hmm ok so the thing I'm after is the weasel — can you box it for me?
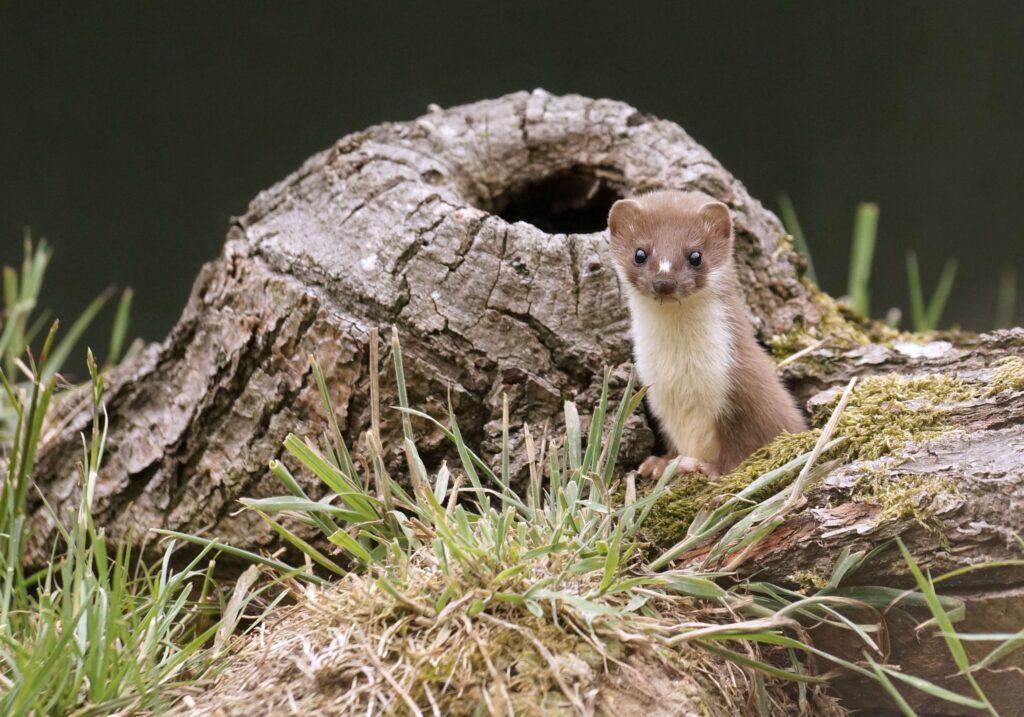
[608,190,807,479]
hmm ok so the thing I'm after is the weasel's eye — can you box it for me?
[688,251,702,267]
[634,248,648,265]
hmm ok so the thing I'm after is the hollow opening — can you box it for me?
[486,165,624,234]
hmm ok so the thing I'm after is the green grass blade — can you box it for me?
[255,511,346,576]
[848,202,879,317]
[971,628,1024,672]
[328,528,373,565]
[564,400,582,471]
[105,287,133,367]
[151,530,327,585]
[865,656,920,717]
[599,372,642,486]
[777,192,817,284]
[697,641,826,684]
[581,370,610,474]
[924,258,958,331]
[390,326,414,443]
[874,662,987,710]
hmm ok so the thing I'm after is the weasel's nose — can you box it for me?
[653,278,677,296]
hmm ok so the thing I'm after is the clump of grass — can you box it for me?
[906,250,958,332]
[0,343,252,714]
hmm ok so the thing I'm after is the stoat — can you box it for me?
[608,190,807,478]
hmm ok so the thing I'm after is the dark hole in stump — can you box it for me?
[488,165,623,234]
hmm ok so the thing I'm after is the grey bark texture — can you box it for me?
[29,90,1024,714]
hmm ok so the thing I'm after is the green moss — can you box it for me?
[769,278,897,359]
[852,468,960,543]
[987,356,1024,396]
[818,374,976,462]
[646,372,977,546]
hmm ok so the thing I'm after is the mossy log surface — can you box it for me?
[29,91,1024,715]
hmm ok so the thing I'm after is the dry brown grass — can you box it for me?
[171,566,846,717]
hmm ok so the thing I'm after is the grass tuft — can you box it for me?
[906,251,958,332]
[0,243,266,715]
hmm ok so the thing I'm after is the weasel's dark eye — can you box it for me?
[634,248,648,265]
[688,251,702,267]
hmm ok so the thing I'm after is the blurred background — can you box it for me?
[3,1,1023,354]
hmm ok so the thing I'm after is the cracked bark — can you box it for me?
[29,90,1024,715]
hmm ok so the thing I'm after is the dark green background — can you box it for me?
[3,2,1023,354]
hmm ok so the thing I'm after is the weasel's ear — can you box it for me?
[699,201,733,249]
[608,199,643,237]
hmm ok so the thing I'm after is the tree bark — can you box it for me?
[767,330,1024,716]
[29,90,1024,714]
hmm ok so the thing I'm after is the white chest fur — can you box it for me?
[628,289,734,464]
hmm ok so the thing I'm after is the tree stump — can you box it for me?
[30,90,1024,714]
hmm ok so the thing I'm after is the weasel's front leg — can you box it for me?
[638,454,719,479]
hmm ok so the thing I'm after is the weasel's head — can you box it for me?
[608,191,733,303]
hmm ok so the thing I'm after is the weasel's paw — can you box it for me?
[672,456,720,478]
[638,455,674,480]
[638,455,719,480]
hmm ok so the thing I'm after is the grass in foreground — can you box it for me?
[0,242,275,716]
[170,328,1019,715]
[0,343,273,716]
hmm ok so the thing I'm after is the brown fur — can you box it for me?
[608,192,732,302]
[715,289,807,472]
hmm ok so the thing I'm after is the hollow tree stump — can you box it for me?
[29,90,1024,714]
